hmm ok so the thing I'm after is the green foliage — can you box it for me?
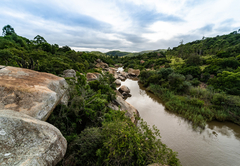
[185,54,203,66]
[176,66,202,79]
[208,71,240,95]
[2,25,15,36]
[190,78,201,86]
[168,73,191,93]
[48,72,180,166]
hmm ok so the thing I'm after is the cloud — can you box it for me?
[0,0,240,52]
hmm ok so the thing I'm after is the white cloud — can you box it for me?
[0,0,240,52]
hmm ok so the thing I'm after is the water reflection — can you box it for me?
[120,78,240,166]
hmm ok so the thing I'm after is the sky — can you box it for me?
[0,0,240,52]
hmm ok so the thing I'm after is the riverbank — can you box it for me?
[120,78,240,166]
[138,69,240,129]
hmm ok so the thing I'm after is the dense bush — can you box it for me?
[48,72,180,166]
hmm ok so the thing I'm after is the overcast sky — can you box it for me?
[0,0,240,52]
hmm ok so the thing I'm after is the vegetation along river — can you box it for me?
[117,70,240,166]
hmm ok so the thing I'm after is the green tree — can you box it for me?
[2,25,16,36]
[33,35,47,44]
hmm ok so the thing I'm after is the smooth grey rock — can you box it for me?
[0,66,69,121]
[118,85,130,94]
[114,79,121,85]
[0,109,67,166]
[0,65,5,70]
[63,69,76,78]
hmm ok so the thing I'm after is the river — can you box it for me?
[118,76,240,166]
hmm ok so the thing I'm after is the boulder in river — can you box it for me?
[0,66,68,121]
[0,109,67,166]
[128,68,140,77]
[114,79,121,85]
[118,85,130,94]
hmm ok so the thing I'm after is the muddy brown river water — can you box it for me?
[118,76,240,166]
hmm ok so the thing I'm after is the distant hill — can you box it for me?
[105,50,132,57]
[105,49,167,57]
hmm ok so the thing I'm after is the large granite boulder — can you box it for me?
[0,66,68,121]
[118,85,130,94]
[128,68,140,77]
[95,61,109,69]
[0,109,67,166]
[108,96,139,124]
[86,73,98,81]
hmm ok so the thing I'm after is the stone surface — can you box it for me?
[0,109,67,166]
[140,60,145,64]
[128,68,140,76]
[86,73,98,81]
[95,61,109,69]
[108,96,139,123]
[120,71,128,78]
[93,72,102,79]
[0,65,6,69]
[118,85,130,94]
[63,69,76,78]
[0,66,68,121]
[96,59,101,63]
[118,76,126,81]
[114,79,121,85]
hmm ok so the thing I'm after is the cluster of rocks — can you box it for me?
[108,89,138,124]
[0,66,68,165]
[94,60,139,124]
[118,85,131,98]
[0,59,140,165]
[95,59,109,69]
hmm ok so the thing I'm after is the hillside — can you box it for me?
[116,30,240,128]
[0,25,180,166]
[105,49,167,58]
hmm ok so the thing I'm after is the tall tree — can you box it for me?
[33,35,47,44]
[2,25,16,36]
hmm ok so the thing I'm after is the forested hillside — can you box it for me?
[0,25,116,75]
[0,25,180,166]
[117,30,240,128]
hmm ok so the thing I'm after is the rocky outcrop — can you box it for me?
[0,66,68,121]
[86,73,98,81]
[108,96,139,124]
[140,60,145,64]
[120,71,128,78]
[118,85,130,94]
[95,59,109,69]
[0,109,67,166]
[63,69,76,78]
[128,68,140,77]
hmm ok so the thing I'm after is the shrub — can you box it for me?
[190,78,201,86]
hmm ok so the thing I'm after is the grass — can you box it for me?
[148,84,240,129]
